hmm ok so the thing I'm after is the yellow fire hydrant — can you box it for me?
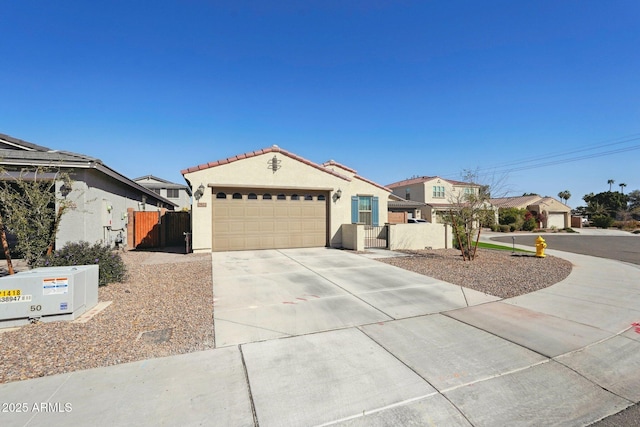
[535,236,547,258]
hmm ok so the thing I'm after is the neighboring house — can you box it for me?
[181,145,391,252]
[387,176,485,223]
[387,194,427,223]
[0,132,177,250]
[489,195,572,229]
[134,175,192,211]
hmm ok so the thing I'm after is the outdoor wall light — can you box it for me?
[60,183,71,198]
[194,183,205,201]
[336,189,342,199]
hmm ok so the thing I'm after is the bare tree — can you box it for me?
[446,169,507,261]
[0,166,75,268]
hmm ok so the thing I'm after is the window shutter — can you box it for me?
[372,196,379,226]
[351,196,359,223]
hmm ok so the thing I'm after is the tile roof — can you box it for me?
[489,195,542,208]
[322,160,357,174]
[387,175,476,188]
[181,145,392,193]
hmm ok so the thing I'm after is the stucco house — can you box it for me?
[387,175,485,223]
[489,195,572,229]
[0,132,177,251]
[181,145,392,252]
[134,175,192,211]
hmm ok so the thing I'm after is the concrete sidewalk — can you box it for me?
[1,247,639,426]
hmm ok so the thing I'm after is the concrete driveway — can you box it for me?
[212,247,499,347]
[2,246,640,426]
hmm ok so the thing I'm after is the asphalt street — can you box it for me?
[490,233,640,265]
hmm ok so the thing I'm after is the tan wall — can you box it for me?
[184,152,389,252]
[340,224,365,251]
[388,223,451,250]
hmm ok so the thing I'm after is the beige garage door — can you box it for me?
[212,189,328,251]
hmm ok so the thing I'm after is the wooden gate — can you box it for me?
[162,211,191,246]
[134,211,161,248]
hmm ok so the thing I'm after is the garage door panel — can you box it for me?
[245,206,261,216]
[213,189,328,251]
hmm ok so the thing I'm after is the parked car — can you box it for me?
[408,218,428,223]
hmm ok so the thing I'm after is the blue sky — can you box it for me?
[1,0,639,208]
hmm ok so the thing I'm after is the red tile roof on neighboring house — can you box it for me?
[181,146,392,193]
[387,175,476,188]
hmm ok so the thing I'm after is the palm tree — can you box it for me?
[608,179,615,191]
[557,190,571,204]
[619,183,627,194]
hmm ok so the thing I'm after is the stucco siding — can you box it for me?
[184,152,389,252]
[57,170,154,249]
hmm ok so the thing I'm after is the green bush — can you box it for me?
[500,224,511,232]
[592,215,615,229]
[37,241,127,286]
[522,217,537,231]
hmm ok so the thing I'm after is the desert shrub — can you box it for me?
[37,241,127,286]
[522,217,537,231]
[500,224,511,232]
[499,208,527,227]
[592,215,615,229]
[509,224,518,232]
[613,220,640,230]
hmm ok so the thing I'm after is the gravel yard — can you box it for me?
[0,250,214,384]
[0,247,572,385]
[377,248,573,299]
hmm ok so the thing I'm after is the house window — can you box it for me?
[304,195,313,201]
[167,188,179,198]
[351,195,379,226]
[359,196,372,224]
[277,194,286,200]
[291,194,299,200]
[152,188,161,195]
[263,193,272,200]
[248,193,257,200]
[216,192,227,199]
[433,186,445,198]
[232,193,242,199]
[318,195,326,201]
[405,188,410,200]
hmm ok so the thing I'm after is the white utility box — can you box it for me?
[0,265,99,328]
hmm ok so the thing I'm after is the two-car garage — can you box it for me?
[211,188,329,251]
[182,145,391,253]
